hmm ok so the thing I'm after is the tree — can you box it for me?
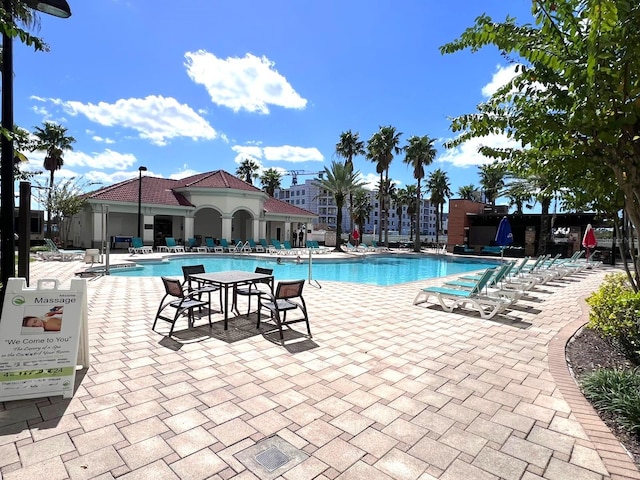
[32,122,75,239]
[315,161,365,252]
[367,125,402,246]
[426,168,451,247]
[440,1,640,287]
[457,184,480,201]
[501,178,533,215]
[393,185,418,240]
[335,130,365,240]
[260,168,282,196]
[404,135,437,251]
[478,164,505,206]
[38,178,89,246]
[236,158,260,184]
[351,189,373,237]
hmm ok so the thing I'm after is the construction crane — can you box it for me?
[284,170,324,185]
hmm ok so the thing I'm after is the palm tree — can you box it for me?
[404,135,437,252]
[260,168,282,196]
[351,189,372,237]
[32,121,75,239]
[315,161,365,252]
[426,168,451,247]
[393,186,417,240]
[236,158,260,184]
[366,125,402,246]
[501,178,534,215]
[478,164,505,206]
[457,184,480,201]
[335,130,365,240]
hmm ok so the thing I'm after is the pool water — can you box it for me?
[110,254,499,286]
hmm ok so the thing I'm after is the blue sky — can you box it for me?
[15,0,531,199]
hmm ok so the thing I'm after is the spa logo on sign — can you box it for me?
[11,296,25,306]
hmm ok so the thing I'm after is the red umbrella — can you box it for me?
[582,224,597,261]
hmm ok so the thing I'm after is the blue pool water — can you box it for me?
[110,254,499,286]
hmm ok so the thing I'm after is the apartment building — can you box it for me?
[275,179,438,237]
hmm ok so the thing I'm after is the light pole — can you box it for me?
[137,166,147,238]
[0,0,71,307]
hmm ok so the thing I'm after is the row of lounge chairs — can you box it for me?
[413,251,597,319]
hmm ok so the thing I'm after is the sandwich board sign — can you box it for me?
[0,278,89,402]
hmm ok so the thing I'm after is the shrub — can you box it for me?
[586,273,640,360]
[582,368,640,434]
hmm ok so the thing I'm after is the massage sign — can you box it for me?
[0,278,88,402]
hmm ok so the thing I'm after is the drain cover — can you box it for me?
[255,446,291,472]
[235,435,308,479]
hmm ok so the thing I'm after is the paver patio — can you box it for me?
[0,252,638,479]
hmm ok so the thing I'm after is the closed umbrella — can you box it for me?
[495,216,513,261]
[582,224,597,261]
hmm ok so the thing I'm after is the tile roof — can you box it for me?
[88,177,193,207]
[86,170,315,217]
[264,196,315,217]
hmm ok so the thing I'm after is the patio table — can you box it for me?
[189,270,274,330]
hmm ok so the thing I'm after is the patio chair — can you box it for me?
[413,267,513,320]
[233,267,273,316]
[165,237,185,253]
[181,264,222,313]
[153,277,211,336]
[128,237,153,254]
[257,279,311,344]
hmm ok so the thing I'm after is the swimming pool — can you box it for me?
[109,254,499,286]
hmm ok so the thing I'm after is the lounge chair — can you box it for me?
[413,267,513,319]
[219,238,233,252]
[259,238,275,254]
[311,240,331,253]
[248,239,265,253]
[371,240,390,252]
[446,262,522,302]
[40,239,84,261]
[165,237,185,253]
[283,240,302,255]
[128,237,153,254]
[271,239,286,254]
[358,242,376,252]
[205,237,223,253]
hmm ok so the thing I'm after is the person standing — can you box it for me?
[291,230,297,247]
[298,230,304,247]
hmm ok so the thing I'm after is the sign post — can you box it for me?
[0,278,89,401]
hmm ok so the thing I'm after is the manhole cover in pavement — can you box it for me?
[235,435,308,479]
[255,446,290,472]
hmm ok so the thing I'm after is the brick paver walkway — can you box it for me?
[0,253,638,479]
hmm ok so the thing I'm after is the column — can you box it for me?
[222,216,232,240]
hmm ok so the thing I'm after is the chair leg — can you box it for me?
[274,311,285,344]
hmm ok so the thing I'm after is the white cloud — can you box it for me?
[439,134,521,167]
[63,149,138,170]
[263,146,323,163]
[53,95,217,146]
[232,145,265,166]
[482,64,519,97]
[170,165,200,180]
[92,135,115,144]
[184,51,307,114]
[358,172,381,191]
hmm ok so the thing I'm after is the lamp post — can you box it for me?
[137,166,147,238]
[0,0,71,307]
